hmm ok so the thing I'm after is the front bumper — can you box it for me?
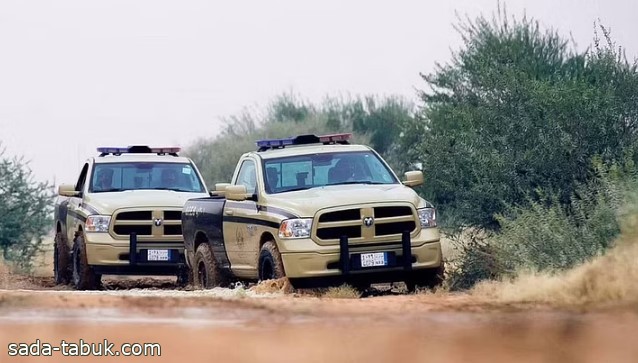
[84,232,185,274]
[279,227,442,279]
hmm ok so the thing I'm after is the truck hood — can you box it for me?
[83,190,209,214]
[264,184,429,218]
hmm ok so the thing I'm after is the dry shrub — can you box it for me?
[320,284,361,299]
[250,278,294,294]
[473,214,638,305]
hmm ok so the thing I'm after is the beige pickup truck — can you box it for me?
[182,134,443,290]
[53,146,209,289]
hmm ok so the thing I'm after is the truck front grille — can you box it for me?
[112,209,183,240]
[113,225,153,236]
[315,204,417,244]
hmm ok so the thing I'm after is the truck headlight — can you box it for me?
[417,208,437,228]
[279,218,312,238]
[86,215,111,232]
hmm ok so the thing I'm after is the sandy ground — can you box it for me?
[1,243,637,363]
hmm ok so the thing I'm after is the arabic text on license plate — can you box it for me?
[147,249,170,261]
[360,252,387,267]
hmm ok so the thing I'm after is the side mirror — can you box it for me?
[226,185,248,201]
[211,183,231,197]
[58,184,80,197]
[402,171,424,187]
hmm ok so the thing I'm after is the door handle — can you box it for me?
[225,210,234,216]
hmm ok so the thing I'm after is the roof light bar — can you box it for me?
[255,133,353,151]
[256,137,296,149]
[318,133,352,143]
[97,147,129,154]
[150,147,181,154]
[97,146,181,156]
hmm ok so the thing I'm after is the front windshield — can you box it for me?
[263,151,399,194]
[90,162,205,193]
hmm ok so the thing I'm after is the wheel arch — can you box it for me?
[259,231,276,250]
[194,231,209,252]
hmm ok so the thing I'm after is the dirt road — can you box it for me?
[1,276,637,363]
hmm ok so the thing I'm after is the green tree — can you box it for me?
[0,147,54,270]
[323,96,414,160]
[404,11,638,230]
[186,94,411,187]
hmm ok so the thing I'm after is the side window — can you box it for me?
[75,163,89,193]
[234,160,257,194]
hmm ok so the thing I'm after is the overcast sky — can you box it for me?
[1,0,636,184]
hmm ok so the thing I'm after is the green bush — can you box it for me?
[446,162,635,290]
[402,9,638,230]
[0,148,54,270]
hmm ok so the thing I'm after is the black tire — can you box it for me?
[53,231,71,284]
[72,234,101,290]
[258,241,286,281]
[194,244,225,289]
[405,261,445,293]
[176,266,193,287]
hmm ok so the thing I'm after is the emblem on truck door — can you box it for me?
[363,217,374,227]
[154,218,163,227]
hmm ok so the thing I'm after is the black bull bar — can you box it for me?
[339,231,413,275]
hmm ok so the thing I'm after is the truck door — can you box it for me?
[223,159,260,277]
[67,163,89,242]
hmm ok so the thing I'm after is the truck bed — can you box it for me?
[182,195,230,269]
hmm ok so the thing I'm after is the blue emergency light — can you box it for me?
[97,146,181,156]
[255,137,296,149]
[256,133,352,151]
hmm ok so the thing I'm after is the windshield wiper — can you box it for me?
[94,188,126,193]
[152,187,191,192]
[331,181,388,186]
[280,185,321,193]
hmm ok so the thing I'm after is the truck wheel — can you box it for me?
[194,244,224,289]
[405,261,445,293]
[176,266,193,287]
[53,232,71,284]
[72,234,101,290]
[258,241,285,281]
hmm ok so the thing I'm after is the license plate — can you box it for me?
[360,252,387,267]
[147,249,170,261]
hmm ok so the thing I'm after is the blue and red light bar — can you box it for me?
[97,146,181,156]
[255,137,296,149]
[256,133,352,151]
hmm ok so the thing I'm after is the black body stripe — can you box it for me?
[257,206,298,219]
[226,201,298,220]
[82,203,100,215]
[68,210,87,222]
[223,216,279,229]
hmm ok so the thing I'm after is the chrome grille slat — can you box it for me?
[373,215,415,224]
[112,209,183,240]
[314,204,417,244]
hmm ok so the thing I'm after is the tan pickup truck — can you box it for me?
[53,146,209,289]
[182,134,443,290]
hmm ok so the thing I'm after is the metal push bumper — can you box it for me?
[338,231,414,275]
[85,232,186,275]
[280,229,442,281]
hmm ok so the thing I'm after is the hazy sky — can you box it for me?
[1,0,636,184]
